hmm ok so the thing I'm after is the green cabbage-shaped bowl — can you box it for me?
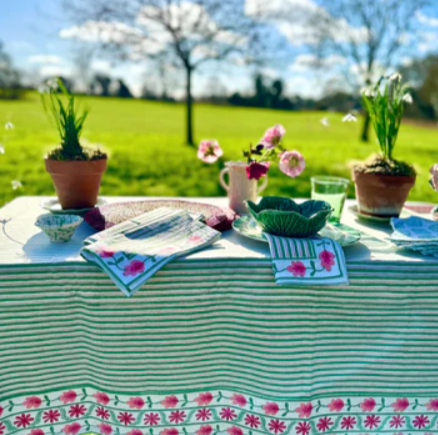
[246,196,332,238]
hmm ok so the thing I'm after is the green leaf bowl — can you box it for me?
[246,196,332,238]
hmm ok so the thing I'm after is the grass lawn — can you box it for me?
[1,92,437,206]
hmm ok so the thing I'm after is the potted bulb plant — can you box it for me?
[41,78,107,210]
[353,74,416,218]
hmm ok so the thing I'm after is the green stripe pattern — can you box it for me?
[2,259,438,401]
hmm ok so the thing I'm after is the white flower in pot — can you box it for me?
[353,73,416,218]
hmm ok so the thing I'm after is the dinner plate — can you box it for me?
[40,197,107,216]
[232,216,361,247]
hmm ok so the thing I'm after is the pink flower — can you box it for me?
[198,140,223,163]
[227,427,243,435]
[196,408,212,421]
[60,390,77,404]
[364,415,380,429]
[360,398,376,412]
[43,409,61,423]
[263,402,279,416]
[268,419,287,434]
[161,395,179,408]
[246,161,269,180]
[295,402,313,418]
[127,397,145,409]
[160,429,178,435]
[287,261,306,277]
[295,421,311,435]
[391,398,409,412]
[96,245,116,258]
[69,404,87,418]
[118,411,135,426]
[169,410,186,423]
[23,396,42,409]
[14,414,34,428]
[196,426,213,435]
[188,235,203,244]
[340,416,356,430]
[96,407,110,420]
[99,423,113,435]
[128,430,143,435]
[390,415,405,429]
[319,250,335,271]
[279,150,305,178]
[425,399,438,411]
[62,423,81,435]
[123,260,145,277]
[327,398,344,412]
[0,423,4,435]
[144,412,160,425]
[412,414,429,429]
[244,414,261,428]
[194,392,213,406]
[94,391,110,405]
[231,394,247,407]
[0,406,3,417]
[260,124,285,148]
[29,430,44,435]
[220,407,237,420]
[317,417,333,432]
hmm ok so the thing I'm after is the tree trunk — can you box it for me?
[186,67,194,146]
[361,112,371,142]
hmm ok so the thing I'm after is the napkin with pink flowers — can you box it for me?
[81,207,220,297]
[264,233,349,286]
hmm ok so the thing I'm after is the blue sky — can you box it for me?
[1,0,438,98]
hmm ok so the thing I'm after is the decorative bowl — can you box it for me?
[35,213,83,243]
[246,196,332,238]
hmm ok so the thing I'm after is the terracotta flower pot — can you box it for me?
[45,158,107,210]
[352,169,416,218]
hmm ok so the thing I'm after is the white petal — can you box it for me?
[403,93,413,104]
[342,113,357,122]
[389,72,402,81]
[5,122,14,130]
[11,180,22,190]
[0,144,4,154]
[320,117,330,127]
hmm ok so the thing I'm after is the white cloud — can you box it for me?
[418,31,438,53]
[416,11,438,27]
[91,59,112,73]
[60,21,144,44]
[28,55,63,65]
[39,65,72,78]
[245,0,367,46]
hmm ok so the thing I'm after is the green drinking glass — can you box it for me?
[311,176,350,222]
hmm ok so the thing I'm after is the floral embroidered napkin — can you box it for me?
[264,233,349,286]
[81,207,221,297]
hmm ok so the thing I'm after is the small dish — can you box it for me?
[40,197,107,216]
[349,204,413,223]
[35,213,83,243]
[233,216,361,247]
[246,196,332,238]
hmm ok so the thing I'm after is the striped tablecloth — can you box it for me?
[2,197,438,435]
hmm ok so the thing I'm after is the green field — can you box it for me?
[1,92,437,206]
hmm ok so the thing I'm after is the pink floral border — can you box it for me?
[2,389,438,435]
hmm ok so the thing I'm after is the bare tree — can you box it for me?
[310,0,430,141]
[62,0,262,145]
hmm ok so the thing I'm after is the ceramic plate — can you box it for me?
[348,204,412,223]
[232,216,361,247]
[41,197,107,216]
